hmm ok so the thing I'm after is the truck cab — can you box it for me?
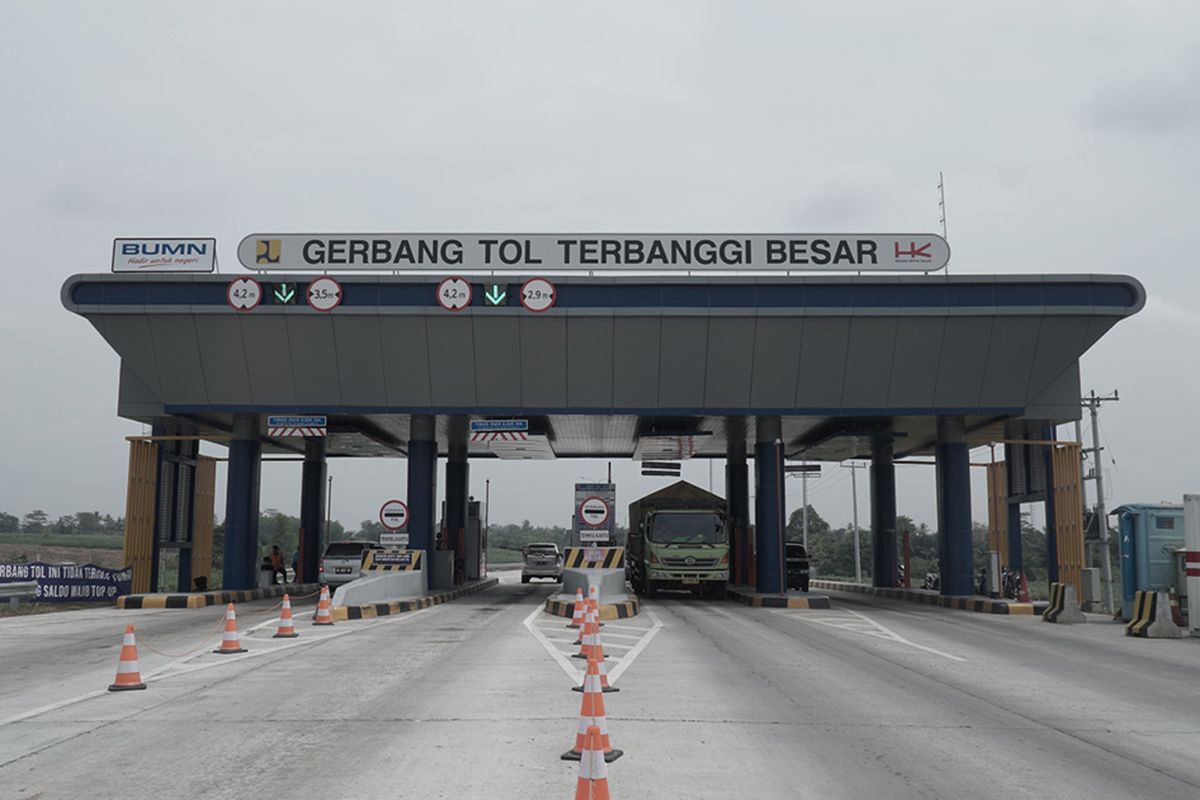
[627,481,729,598]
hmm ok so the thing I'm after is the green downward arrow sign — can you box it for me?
[484,284,507,305]
[274,283,295,303]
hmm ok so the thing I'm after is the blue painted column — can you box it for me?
[445,419,469,586]
[935,416,973,596]
[298,438,326,583]
[1004,443,1024,573]
[725,429,749,587]
[1042,425,1059,584]
[222,414,262,590]
[406,414,438,564]
[753,416,786,594]
[870,438,898,588]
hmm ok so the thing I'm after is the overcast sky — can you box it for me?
[1,2,1197,534]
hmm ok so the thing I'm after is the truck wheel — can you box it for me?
[521,575,530,584]
[800,575,809,593]
[644,584,657,599]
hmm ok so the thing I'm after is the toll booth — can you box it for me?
[437,499,487,587]
[465,500,486,581]
[1113,503,1185,620]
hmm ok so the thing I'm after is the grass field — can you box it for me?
[0,533,126,570]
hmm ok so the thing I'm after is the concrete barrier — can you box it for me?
[1125,590,1183,638]
[562,568,628,604]
[333,577,499,620]
[1042,582,1086,623]
[118,583,321,609]
[332,569,427,607]
[545,593,640,620]
[809,579,1044,615]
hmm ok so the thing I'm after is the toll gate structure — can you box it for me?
[62,271,1145,597]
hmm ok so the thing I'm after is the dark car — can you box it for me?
[785,542,810,592]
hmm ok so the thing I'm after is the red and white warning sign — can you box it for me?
[226,277,262,311]
[307,276,342,312]
[470,431,529,443]
[437,277,472,311]
[520,277,556,312]
[379,499,410,531]
[578,496,609,528]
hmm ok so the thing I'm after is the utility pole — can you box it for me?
[802,470,809,551]
[846,461,867,583]
[1082,390,1119,613]
[326,474,333,546]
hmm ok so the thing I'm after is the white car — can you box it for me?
[319,541,380,587]
[521,543,563,583]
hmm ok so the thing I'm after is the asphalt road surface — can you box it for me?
[2,576,1199,799]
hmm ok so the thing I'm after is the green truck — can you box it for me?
[626,481,729,598]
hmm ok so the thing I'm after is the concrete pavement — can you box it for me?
[1,577,1199,799]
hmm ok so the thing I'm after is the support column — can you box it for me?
[151,423,201,593]
[298,438,326,584]
[406,414,438,564]
[445,418,469,586]
[1007,501,1024,573]
[222,414,262,590]
[935,416,973,596]
[870,438,898,589]
[1042,425,1059,584]
[753,416,786,594]
[725,426,749,587]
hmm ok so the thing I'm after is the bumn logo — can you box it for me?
[256,239,281,264]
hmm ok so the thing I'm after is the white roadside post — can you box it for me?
[1185,494,1200,637]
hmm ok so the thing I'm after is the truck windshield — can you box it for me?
[648,513,726,545]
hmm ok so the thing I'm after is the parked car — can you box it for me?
[785,542,810,592]
[521,542,564,583]
[320,540,380,587]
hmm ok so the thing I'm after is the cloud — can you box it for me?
[1145,294,1200,330]
[790,164,894,228]
[1083,58,1200,133]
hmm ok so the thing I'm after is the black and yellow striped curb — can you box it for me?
[725,586,833,609]
[333,577,499,620]
[544,594,641,620]
[118,583,321,609]
[811,579,1047,615]
[1125,589,1157,636]
[563,548,625,569]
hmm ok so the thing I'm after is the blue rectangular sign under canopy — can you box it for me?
[469,419,529,432]
[267,415,327,427]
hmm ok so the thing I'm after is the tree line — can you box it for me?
[0,510,124,536]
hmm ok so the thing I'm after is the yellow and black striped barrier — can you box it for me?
[725,586,833,609]
[545,594,641,620]
[1125,590,1157,636]
[333,576,498,620]
[563,547,624,569]
[117,583,321,609]
[1042,582,1066,621]
[362,549,422,572]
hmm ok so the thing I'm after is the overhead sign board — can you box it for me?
[307,276,342,312]
[469,419,529,433]
[573,482,616,547]
[237,233,950,272]
[379,499,409,531]
[267,415,327,437]
[226,277,262,311]
[113,238,217,273]
[520,277,557,312]
[437,276,472,311]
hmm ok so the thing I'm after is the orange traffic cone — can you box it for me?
[588,585,605,626]
[572,606,597,659]
[313,585,334,626]
[562,650,623,763]
[1018,572,1031,604]
[567,588,586,628]
[213,603,247,654]
[573,725,612,800]
[273,594,299,638]
[574,621,617,693]
[108,624,147,691]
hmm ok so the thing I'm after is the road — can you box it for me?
[2,577,1199,799]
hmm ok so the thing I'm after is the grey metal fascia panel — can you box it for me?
[612,317,661,409]
[94,314,164,399]
[332,316,388,407]
[933,317,993,409]
[841,317,900,409]
[472,316,523,408]
[145,315,209,406]
[284,315,342,408]
[658,316,709,410]
[704,317,755,410]
[795,317,851,408]
[1024,316,1093,403]
[979,316,1042,409]
[117,359,165,419]
[887,317,945,409]
[193,315,253,406]
[379,316,433,407]
[566,316,615,410]
[519,315,568,408]
[240,315,297,407]
[426,317,477,408]
[1022,362,1082,422]
[750,317,804,409]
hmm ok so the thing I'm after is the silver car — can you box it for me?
[521,542,563,583]
[320,540,380,587]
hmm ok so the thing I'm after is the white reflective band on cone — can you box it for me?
[123,634,136,646]
[117,661,140,673]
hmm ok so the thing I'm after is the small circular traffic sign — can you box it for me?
[579,496,609,528]
[379,499,410,531]
[307,276,342,312]
[226,277,262,311]
[437,277,472,311]
[520,277,556,312]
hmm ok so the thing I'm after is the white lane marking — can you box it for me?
[523,605,584,683]
[0,605,442,728]
[605,609,663,684]
[781,608,967,662]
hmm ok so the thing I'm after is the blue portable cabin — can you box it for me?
[1112,503,1185,620]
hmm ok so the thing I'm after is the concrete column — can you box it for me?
[1003,443,1024,573]
[725,428,750,587]
[870,438,898,589]
[935,416,973,596]
[1042,425,1059,584]
[222,414,262,590]
[406,414,438,561]
[445,418,469,585]
[298,438,326,584]
[753,416,786,594]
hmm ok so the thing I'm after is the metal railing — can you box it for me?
[0,581,39,607]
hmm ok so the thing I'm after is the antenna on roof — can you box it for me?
[937,171,949,276]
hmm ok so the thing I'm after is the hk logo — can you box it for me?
[894,241,932,260]
[256,239,281,264]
